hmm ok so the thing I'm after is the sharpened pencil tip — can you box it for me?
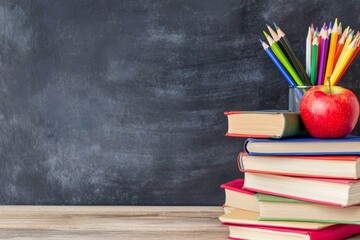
[259,39,263,44]
[263,31,269,38]
[315,26,319,32]
[322,22,326,28]
[266,24,273,32]
[329,21,332,29]
[273,22,279,30]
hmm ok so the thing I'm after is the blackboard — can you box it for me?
[0,0,359,205]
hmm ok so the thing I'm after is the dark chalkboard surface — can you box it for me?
[0,0,359,205]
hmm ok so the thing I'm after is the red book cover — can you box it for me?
[221,179,254,195]
[225,223,360,240]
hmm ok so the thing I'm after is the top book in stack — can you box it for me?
[225,111,307,139]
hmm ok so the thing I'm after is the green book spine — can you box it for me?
[281,112,308,138]
[256,193,305,203]
[257,194,360,225]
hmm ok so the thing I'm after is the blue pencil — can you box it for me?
[260,39,303,99]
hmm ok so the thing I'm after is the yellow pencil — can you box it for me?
[324,18,339,85]
[330,37,358,85]
[333,30,354,75]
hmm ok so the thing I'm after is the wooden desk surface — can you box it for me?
[0,206,358,239]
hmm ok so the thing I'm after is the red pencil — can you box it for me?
[333,28,348,67]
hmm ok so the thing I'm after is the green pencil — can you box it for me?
[263,31,304,86]
[310,36,318,85]
[266,24,291,60]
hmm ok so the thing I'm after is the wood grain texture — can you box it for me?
[0,206,359,239]
[0,206,227,239]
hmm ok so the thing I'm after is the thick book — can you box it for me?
[225,223,360,240]
[243,172,360,207]
[238,152,360,179]
[257,193,360,224]
[244,136,360,156]
[225,111,306,139]
[221,179,259,212]
[219,208,333,231]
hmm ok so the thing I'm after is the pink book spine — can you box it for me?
[309,224,360,240]
[226,224,360,240]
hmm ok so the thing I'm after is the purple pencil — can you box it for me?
[317,28,329,85]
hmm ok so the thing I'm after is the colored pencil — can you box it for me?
[342,26,350,39]
[275,25,310,85]
[318,23,326,43]
[260,39,298,89]
[267,24,289,59]
[330,37,358,85]
[263,31,304,86]
[336,40,360,84]
[328,21,332,37]
[338,22,342,37]
[306,27,312,77]
[333,27,348,67]
[310,35,318,85]
[324,19,339,85]
[317,23,326,69]
[334,30,354,75]
[310,23,314,38]
[317,28,329,85]
[327,21,332,55]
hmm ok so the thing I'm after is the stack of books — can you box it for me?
[219,111,360,240]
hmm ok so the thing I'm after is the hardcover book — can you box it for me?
[238,152,360,179]
[221,179,259,212]
[244,136,360,156]
[219,208,333,230]
[225,111,306,139]
[257,193,360,224]
[243,172,360,207]
[226,223,360,240]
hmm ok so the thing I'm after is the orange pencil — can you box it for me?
[333,27,348,67]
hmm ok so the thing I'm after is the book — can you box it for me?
[226,223,360,240]
[238,152,360,179]
[244,136,360,156]
[219,208,334,231]
[257,193,360,224]
[225,111,306,139]
[243,172,360,207]
[221,179,259,212]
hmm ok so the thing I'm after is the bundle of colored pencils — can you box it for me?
[261,18,360,87]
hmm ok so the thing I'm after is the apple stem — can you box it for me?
[327,77,331,94]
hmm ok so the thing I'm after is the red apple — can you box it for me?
[299,85,360,138]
